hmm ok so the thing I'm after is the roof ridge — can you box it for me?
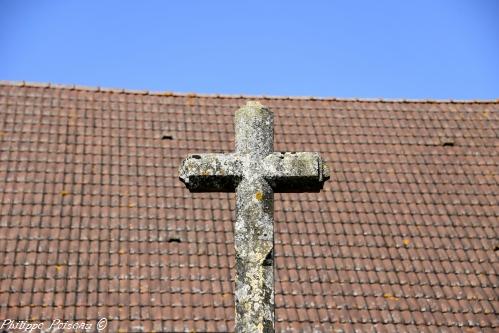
[1,80,498,104]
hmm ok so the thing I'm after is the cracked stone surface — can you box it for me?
[179,101,329,333]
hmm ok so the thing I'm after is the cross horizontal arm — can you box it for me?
[262,152,330,192]
[179,153,242,192]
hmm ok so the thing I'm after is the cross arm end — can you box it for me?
[262,152,330,192]
[179,153,242,192]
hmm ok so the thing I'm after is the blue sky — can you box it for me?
[1,1,498,99]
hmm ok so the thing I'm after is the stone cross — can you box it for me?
[179,101,329,333]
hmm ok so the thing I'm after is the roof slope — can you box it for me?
[0,82,497,332]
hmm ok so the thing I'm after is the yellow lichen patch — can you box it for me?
[255,191,264,201]
[402,239,411,247]
[60,190,69,197]
[128,203,135,208]
[55,265,63,272]
[383,293,399,301]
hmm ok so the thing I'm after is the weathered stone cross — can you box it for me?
[179,101,329,333]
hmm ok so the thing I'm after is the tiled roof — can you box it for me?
[0,81,497,333]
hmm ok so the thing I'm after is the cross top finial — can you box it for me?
[235,101,273,159]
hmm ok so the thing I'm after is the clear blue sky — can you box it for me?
[1,1,498,99]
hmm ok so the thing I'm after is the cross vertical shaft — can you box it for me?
[234,103,274,332]
[179,101,329,333]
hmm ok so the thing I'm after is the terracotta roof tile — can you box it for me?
[0,81,497,332]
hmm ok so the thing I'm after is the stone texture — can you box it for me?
[233,103,275,333]
[262,152,330,192]
[179,153,242,192]
[179,101,329,333]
